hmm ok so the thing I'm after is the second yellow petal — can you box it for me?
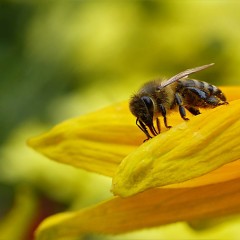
[112,99,240,197]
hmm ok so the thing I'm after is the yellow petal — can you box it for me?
[222,86,240,101]
[169,159,240,188]
[28,87,240,177]
[35,177,240,239]
[28,102,142,177]
[112,99,240,197]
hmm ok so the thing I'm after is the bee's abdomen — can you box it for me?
[178,79,227,107]
[180,79,225,97]
[180,79,219,94]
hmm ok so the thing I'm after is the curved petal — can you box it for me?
[28,102,141,177]
[112,99,240,197]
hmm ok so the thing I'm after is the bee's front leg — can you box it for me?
[156,117,161,134]
[136,119,153,142]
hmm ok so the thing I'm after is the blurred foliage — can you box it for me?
[1,0,240,142]
[0,1,240,239]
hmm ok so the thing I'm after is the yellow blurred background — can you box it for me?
[0,1,240,239]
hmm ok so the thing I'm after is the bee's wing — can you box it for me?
[159,63,214,89]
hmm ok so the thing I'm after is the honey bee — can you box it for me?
[129,63,228,141]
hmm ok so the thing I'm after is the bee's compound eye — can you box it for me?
[141,96,153,110]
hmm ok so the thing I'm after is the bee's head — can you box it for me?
[129,95,154,127]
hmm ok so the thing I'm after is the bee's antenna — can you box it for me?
[159,63,214,89]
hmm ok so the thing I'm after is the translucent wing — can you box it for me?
[159,63,214,89]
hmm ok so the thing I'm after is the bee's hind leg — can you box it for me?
[185,106,201,115]
[205,95,228,107]
[175,93,189,121]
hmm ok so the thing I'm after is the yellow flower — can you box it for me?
[28,87,240,240]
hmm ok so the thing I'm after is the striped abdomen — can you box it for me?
[177,79,227,108]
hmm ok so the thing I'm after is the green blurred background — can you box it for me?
[0,1,240,239]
